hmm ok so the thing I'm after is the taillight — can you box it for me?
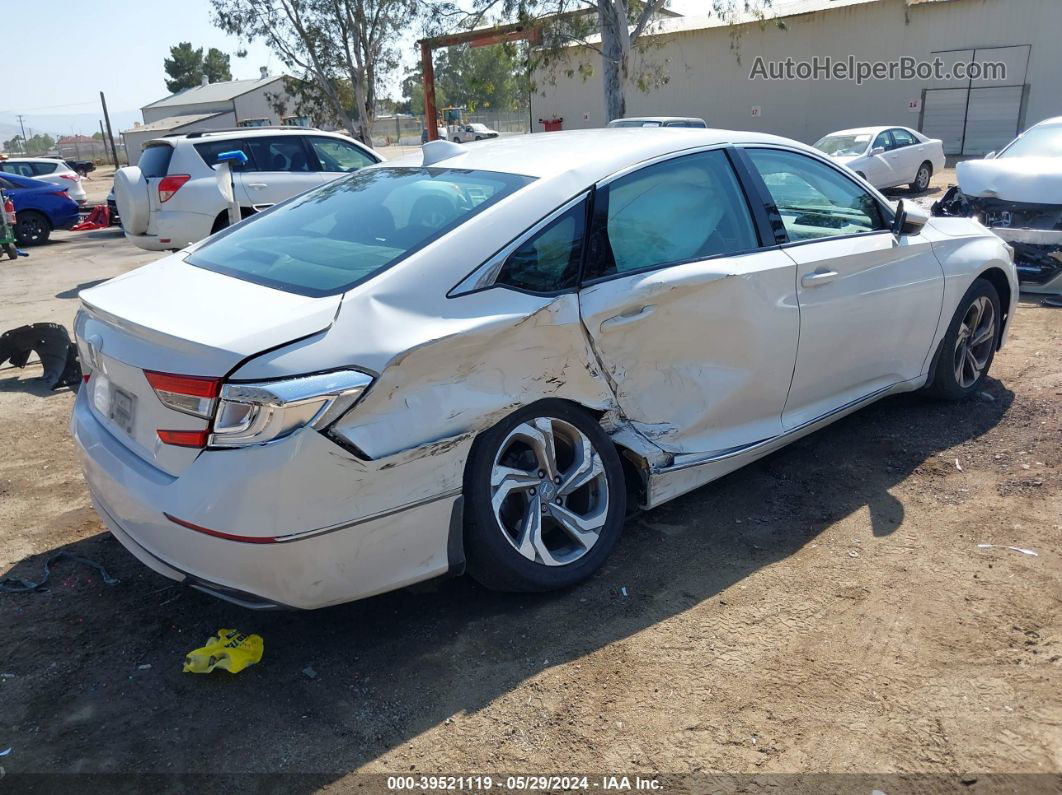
[157,429,210,448]
[145,370,221,418]
[157,174,191,203]
[59,174,79,182]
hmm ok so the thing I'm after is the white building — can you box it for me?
[122,70,294,161]
[531,0,1062,155]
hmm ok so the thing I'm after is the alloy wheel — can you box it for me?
[489,417,609,567]
[17,215,46,244]
[953,295,995,388]
[916,166,930,191]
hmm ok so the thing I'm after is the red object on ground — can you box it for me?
[539,117,564,132]
[71,204,110,231]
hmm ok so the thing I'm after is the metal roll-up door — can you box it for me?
[922,89,969,155]
[963,86,1025,155]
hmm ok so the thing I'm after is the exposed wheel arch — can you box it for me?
[977,267,1012,347]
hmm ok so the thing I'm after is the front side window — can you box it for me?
[186,167,534,296]
[496,200,586,293]
[890,128,917,147]
[0,162,34,178]
[746,148,887,242]
[308,137,376,173]
[586,149,759,279]
[873,131,893,151]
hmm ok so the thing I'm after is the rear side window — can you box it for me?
[195,139,255,169]
[138,145,174,178]
[308,137,376,173]
[31,162,58,175]
[496,199,586,293]
[586,149,759,279]
[0,162,34,178]
[890,128,916,147]
[746,148,887,242]
[246,136,313,172]
[186,167,534,296]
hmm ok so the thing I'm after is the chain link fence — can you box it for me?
[370,110,531,147]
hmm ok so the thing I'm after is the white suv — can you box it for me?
[0,157,88,205]
[113,128,380,251]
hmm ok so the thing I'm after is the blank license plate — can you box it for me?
[109,385,137,436]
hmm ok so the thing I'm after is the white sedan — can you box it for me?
[0,157,88,204]
[73,129,1016,609]
[814,126,945,192]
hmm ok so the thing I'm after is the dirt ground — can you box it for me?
[0,191,1059,787]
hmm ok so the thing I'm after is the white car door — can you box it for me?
[239,136,322,209]
[577,148,799,456]
[862,130,899,187]
[743,147,944,429]
[886,128,924,184]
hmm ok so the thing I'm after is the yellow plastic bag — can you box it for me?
[183,629,264,674]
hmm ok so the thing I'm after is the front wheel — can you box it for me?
[464,401,626,592]
[925,278,1000,400]
[15,211,51,245]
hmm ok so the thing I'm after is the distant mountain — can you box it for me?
[0,109,142,144]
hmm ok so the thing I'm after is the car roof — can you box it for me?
[146,127,358,148]
[384,128,810,182]
[612,116,704,122]
[825,126,913,137]
[1,156,67,163]
[1030,115,1062,129]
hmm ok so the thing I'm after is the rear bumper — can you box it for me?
[71,389,460,609]
[125,209,215,251]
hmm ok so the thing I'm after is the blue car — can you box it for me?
[0,171,80,245]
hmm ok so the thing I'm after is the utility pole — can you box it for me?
[99,120,108,161]
[99,91,120,169]
[16,114,28,152]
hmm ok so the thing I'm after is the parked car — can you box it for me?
[814,126,945,193]
[65,159,96,178]
[106,189,121,226]
[933,115,1062,294]
[450,123,498,143]
[607,117,708,128]
[73,129,1017,610]
[421,126,448,143]
[0,157,88,205]
[112,128,381,252]
[0,172,80,244]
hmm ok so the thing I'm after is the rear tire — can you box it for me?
[925,278,1000,400]
[911,161,932,193]
[464,400,626,592]
[15,211,51,245]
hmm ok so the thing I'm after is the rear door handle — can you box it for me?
[599,305,655,331]
[801,270,839,288]
[247,182,268,189]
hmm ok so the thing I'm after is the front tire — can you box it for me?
[925,278,1000,400]
[911,161,932,193]
[464,401,626,592]
[15,211,51,245]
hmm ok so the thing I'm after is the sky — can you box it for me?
[0,0,731,140]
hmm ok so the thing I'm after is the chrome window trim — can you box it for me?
[448,190,591,296]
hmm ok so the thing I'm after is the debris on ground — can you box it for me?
[0,747,11,756]
[0,323,82,389]
[302,665,318,680]
[0,551,118,593]
[183,629,264,674]
[70,205,110,231]
[977,544,1039,557]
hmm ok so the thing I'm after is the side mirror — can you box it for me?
[892,200,928,235]
[984,151,997,160]
[870,146,886,156]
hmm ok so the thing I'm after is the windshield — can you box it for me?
[814,134,871,157]
[470,124,489,131]
[185,167,533,296]
[999,125,1062,158]
[609,120,663,128]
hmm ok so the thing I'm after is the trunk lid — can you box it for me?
[76,254,340,475]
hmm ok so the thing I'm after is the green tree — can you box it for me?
[204,47,234,82]
[164,41,206,92]
[444,1,777,122]
[211,0,419,146]
[24,134,56,154]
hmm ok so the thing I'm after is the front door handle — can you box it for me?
[247,182,268,189]
[599,305,655,331]
[801,269,839,288]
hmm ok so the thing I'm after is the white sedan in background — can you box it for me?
[74,130,1015,609]
[0,157,88,204]
[814,126,945,192]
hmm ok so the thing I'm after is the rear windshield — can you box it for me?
[139,145,174,178]
[185,167,534,296]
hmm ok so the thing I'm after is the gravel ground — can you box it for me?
[0,198,1058,787]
